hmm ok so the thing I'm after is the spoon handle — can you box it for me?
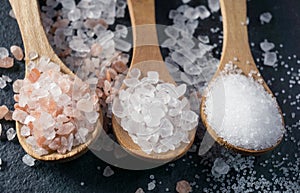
[220,0,255,69]
[9,0,73,75]
[127,0,163,65]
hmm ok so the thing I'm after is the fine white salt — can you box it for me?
[204,66,284,150]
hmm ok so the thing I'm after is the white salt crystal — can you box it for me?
[183,7,200,20]
[128,68,141,79]
[135,188,145,193]
[6,128,16,141]
[212,158,230,177]
[61,0,76,10]
[196,5,211,20]
[204,70,284,150]
[0,124,2,136]
[22,154,36,167]
[68,8,81,21]
[264,52,277,67]
[148,181,156,191]
[0,47,9,59]
[114,38,131,52]
[197,35,210,44]
[182,0,191,3]
[260,40,275,52]
[260,12,272,24]
[208,0,220,13]
[164,26,180,39]
[177,36,195,49]
[103,166,114,177]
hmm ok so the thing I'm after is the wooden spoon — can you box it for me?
[9,0,102,161]
[112,0,196,161]
[200,0,284,155]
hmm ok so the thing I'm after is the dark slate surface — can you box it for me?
[0,0,299,193]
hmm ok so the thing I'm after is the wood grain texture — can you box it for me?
[112,0,196,161]
[9,0,103,161]
[200,0,284,155]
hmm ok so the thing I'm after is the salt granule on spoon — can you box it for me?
[113,68,198,154]
[204,64,285,150]
[12,55,100,155]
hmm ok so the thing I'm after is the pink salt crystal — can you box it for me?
[0,105,9,119]
[28,68,41,83]
[13,79,23,93]
[176,180,192,193]
[90,43,103,57]
[56,122,75,135]
[4,111,13,121]
[12,109,28,124]
[112,61,128,73]
[10,45,24,61]
[49,138,60,150]
[0,57,14,68]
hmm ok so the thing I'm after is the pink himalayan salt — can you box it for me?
[176,180,192,193]
[111,61,128,73]
[12,56,99,155]
[10,45,24,61]
[0,105,9,119]
[0,57,14,68]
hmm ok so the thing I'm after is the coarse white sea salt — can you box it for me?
[112,68,198,154]
[204,66,284,150]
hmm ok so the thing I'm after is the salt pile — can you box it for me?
[40,0,130,116]
[12,55,99,155]
[112,68,198,154]
[204,64,285,150]
[22,154,36,167]
[163,3,219,106]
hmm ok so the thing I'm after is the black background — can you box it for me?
[0,0,299,192]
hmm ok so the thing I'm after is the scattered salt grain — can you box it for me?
[204,65,284,150]
[148,181,156,191]
[211,158,230,177]
[6,128,16,141]
[0,105,9,119]
[22,154,36,167]
[103,166,114,177]
[176,180,192,193]
[196,6,211,20]
[10,45,24,61]
[182,0,191,4]
[208,0,220,13]
[0,47,9,59]
[0,57,14,68]
[260,40,275,52]
[0,123,2,136]
[28,51,38,60]
[135,188,145,193]
[9,9,15,19]
[260,12,272,24]
[264,52,277,67]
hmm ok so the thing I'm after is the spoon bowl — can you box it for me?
[200,0,284,155]
[112,0,196,161]
[10,0,102,161]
